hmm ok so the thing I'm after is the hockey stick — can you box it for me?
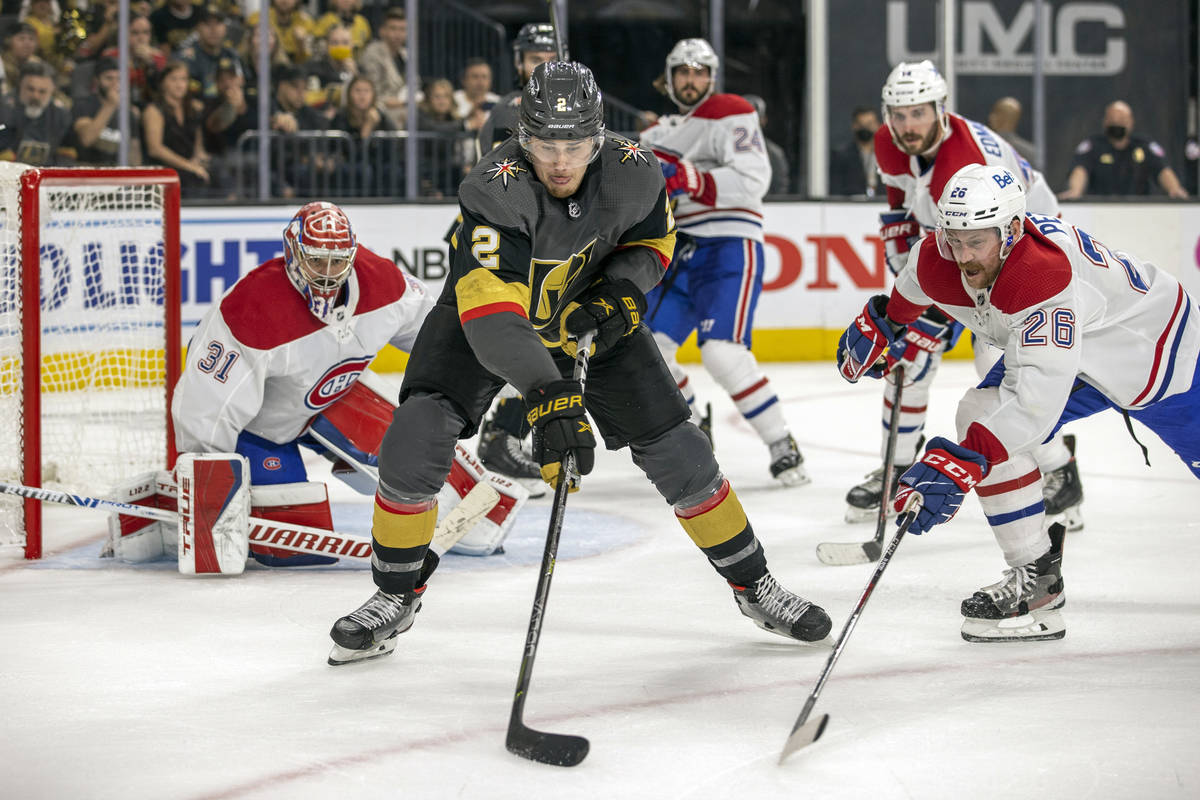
[506,331,593,767]
[0,480,499,563]
[816,365,906,566]
[545,0,569,61]
[779,494,921,764]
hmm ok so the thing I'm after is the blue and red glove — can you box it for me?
[885,314,949,384]
[892,437,989,534]
[652,148,715,205]
[837,294,899,383]
[880,210,921,276]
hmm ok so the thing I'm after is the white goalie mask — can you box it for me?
[935,164,1027,263]
[282,202,357,321]
[665,37,719,110]
[881,59,949,151]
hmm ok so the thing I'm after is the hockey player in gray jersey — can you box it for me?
[328,61,831,665]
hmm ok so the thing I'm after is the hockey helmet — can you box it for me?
[518,61,605,167]
[282,202,357,320]
[935,164,1027,261]
[512,22,557,82]
[665,37,719,110]
[881,60,949,149]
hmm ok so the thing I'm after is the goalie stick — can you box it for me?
[505,332,592,768]
[0,480,499,564]
[779,494,920,764]
[816,365,906,566]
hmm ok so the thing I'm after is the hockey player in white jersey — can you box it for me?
[111,202,525,568]
[838,163,1200,642]
[849,59,1084,530]
[640,37,807,486]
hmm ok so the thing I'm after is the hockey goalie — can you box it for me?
[105,202,528,572]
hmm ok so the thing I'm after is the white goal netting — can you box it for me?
[0,163,178,555]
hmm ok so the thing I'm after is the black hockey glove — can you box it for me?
[564,278,647,355]
[524,379,596,491]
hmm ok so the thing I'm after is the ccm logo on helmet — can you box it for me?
[304,357,373,410]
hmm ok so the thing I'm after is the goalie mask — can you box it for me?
[935,164,1027,264]
[282,202,357,320]
[518,61,605,168]
[665,37,718,111]
[881,59,949,152]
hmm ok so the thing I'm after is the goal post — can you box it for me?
[0,165,181,559]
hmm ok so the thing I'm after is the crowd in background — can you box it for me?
[0,0,1191,202]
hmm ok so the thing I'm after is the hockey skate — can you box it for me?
[730,572,832,642]
[843,464,908,523]
[477,419,546,498]
[960,524,1066,643]
[328,586,425,665]
[768,434,810,487]
[1042,434,1083,532]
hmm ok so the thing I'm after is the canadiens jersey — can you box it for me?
[875,112,1060,228]
[449,133,675,390]
[172,247,433,453]
[889,216,1200,466]
[639,93,770,241]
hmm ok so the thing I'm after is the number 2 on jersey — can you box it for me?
[471,226,500,269]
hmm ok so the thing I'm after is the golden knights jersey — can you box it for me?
[448,133,675,352]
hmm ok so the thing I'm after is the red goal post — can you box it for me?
[0,165,181,559]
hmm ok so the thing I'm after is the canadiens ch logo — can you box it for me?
[304,356,373,410]
[612,138,650,165]
[263,457,282,471]
[528,239,597,329]
[485,158,527,188]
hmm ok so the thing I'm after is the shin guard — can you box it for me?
[675,479,766,585]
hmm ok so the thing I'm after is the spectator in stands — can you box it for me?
[331,74,391,140]
[248,0,315,65]
[270,63,326,132]
[306,23,358,109]
[2,21,41,95]
[0,61,74,165]
[238,20,289,87]
[329,75,391,196]
[178,5,242,102]
[74,0,119,61]
[360,7,412,129]
[72,56,141,166]
[142,60,210,197]
[269,62,333,198]
[150,0,200,54]
[1061,100,1187,199]
[313,0,370,56]
[101,13,163,108]
[743,93,790,195]
[453,58,498,121]
[417,76,479,196]
[829,105,881,197]
[987,96,1037,167]
[19,0,59,61]
[202,59,255,197]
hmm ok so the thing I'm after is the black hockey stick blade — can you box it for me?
[506,721,590,767]
[778,712,829,764]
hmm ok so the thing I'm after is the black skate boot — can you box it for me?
[730,572,832,642]
[960,524,1066,642]
[328,585,425,665]
[1042,434,1083,532]
[768,434,810,487]
[477,417,545,497]
[844,464,907,523]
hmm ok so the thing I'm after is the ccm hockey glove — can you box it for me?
[564,278,647,355]
[879,210,921,276]
[525,379,596,491]
[837,294,899,383]
[892,437,989,534]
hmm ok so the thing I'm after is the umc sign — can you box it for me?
[887,1,1127,75]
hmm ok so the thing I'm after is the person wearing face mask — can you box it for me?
[0,60,74,165]
[306,23,360,107]
[1061,101,1187,199]
[830,105,882,197]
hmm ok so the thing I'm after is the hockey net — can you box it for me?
[0,164,180,559]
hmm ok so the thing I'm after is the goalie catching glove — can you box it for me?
[892,437,989,534]
[525,379,595,491]
[563,278,646,355]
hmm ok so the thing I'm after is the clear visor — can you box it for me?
[298,245,355,293]
[935,226,1001,261]
[520,132,604,168]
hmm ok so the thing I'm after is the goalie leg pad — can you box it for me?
[249,481,339,567]
[105,471,178,563]
[176,453,251,575]
[438,443,528,556]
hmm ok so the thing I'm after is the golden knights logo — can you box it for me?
[612,138,651,165]
[485,158,527,188]
[528,239,596,329]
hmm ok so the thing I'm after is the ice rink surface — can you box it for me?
[3,362,1198,800]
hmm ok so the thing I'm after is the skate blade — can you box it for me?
[327,630,400,666]
[961,609,1065,643]
[774,466,811,488]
